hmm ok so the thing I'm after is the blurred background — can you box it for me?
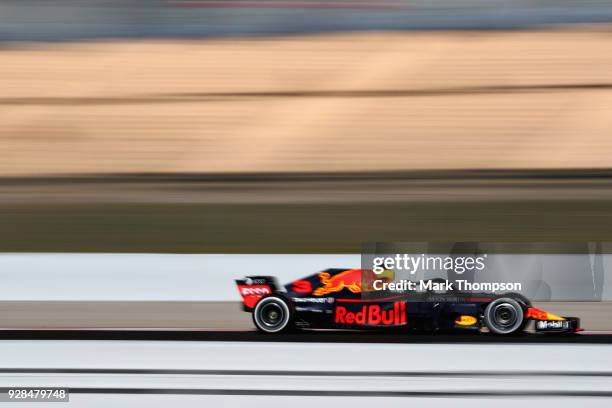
[3,8,612,406]
[3,6,612,402]
[2,0,612,253]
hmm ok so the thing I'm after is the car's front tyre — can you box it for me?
[483,297,525,335]
[253,296,292,333]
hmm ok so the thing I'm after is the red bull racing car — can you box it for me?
[236,268,581,335]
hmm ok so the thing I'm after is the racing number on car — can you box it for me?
[292,280,312,293]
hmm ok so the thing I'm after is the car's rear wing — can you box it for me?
[235,276,281,311]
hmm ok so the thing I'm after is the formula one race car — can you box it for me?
[236,268,581,335]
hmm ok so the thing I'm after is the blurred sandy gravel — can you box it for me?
[2,28,612,175]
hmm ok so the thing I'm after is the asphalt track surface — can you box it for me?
[1,330,612,344]
[1,339,611,407]
[2,300,611,330]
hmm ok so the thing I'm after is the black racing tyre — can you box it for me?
[500,292,531,309]
[484,297,525,335]
[253,296,292,333]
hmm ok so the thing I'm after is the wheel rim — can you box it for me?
[485,299,524,334]
[493,303,517,328]
[254,297,290,333]
[260,303,283,328]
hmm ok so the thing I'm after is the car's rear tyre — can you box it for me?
[484,297,525,335]
[253,296,292,333]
